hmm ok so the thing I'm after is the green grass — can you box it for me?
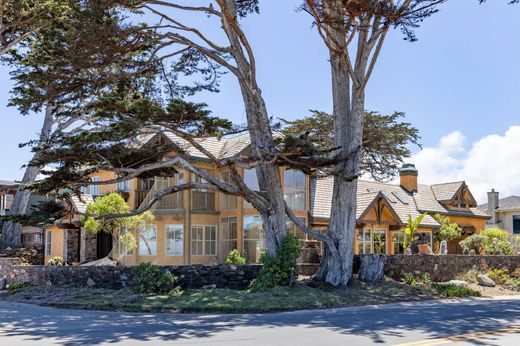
[1,278,441,314]
[431,283,481,298]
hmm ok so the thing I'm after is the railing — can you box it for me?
[135,190,183,210]
[192,190,216,211]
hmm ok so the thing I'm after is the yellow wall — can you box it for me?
[44,226,64,264]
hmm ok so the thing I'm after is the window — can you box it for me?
[117,179,130,192]
[220,171,237,210]
[243,216,265,263]
[82,176,100,196]
[393,231,406,254]
[220,217,238,260]
[141,178,155,191]
[357,229,372,254]
[191,225,217,256]
[139,224,157,256]
[373,229,387,254]
[166,224,183,256]
[284,170,306,210]
[357,228,388,254]
[513,215,520,235]
[117,227,133,256]
[45,230,52,256]
[243,169,259,209]
[285,217,307,241]
[192,175,216,210]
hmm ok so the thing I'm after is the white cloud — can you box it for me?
[409,126,520,204]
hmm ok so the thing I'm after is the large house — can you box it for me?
[479,190,520,235]
[43,132,490,265]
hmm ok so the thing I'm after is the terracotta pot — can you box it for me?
[418,244,430,254]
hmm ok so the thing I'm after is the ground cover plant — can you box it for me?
[0,277,440,313]
[402,272,481,298]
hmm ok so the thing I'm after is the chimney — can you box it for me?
[400,163,418,194]
[487,189,499,224]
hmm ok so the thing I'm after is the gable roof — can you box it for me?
[310,177,489,226]
[430,181,465,201]
[69,194,94,214]
[479,195,520,212]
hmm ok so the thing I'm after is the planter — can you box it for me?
[418,244,430,254]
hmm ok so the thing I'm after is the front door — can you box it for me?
[96,232,113,259]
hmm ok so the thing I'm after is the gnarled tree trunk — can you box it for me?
[359,254,387,283]
[1,105,54,249]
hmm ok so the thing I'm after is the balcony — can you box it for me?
[135,190,183,210]
[192,190,216,211]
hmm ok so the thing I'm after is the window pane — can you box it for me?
[139,225,157,256]
[243,216,265,263]
[393,231,405,254]
[166,225,183,256]
[284,170,306,210]
[373,230,386,254]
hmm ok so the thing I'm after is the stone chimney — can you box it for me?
[487,189,500,224]
[399,163,418,194]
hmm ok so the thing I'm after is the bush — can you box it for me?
[431,283,481,297]
[402,272,431,286]
[131,263,179,294]
[47,256,65,266]
[402,273,417,285]
[225,249,247,265]
[456,269,480,284]
[8,282,32,291]
[481,228,513,255]
[459,234,484,254]
[249,235,301,292]
[505,278,520,292]
[487,268,510,285]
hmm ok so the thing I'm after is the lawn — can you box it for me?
[1,277,443,314]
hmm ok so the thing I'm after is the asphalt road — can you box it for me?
[1,296,519,345]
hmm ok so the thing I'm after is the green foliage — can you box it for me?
[225,249,247,265]
[282,110,420,181]
[505,278,520,292]
[47,256,65,266]
[404,213,427,247]
[0,200,66,226]
[8,282,32,291]
[487,268,510,285]
[456,269,480,284]
[480,228,513,255]
[402,272,431,286]
[131,263,179,294]
[83,192,153,253]
[431,283,481,298]
[459,234,485,254]
[433,214,462,242]
[250,235,302,292]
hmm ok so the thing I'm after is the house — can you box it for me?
[478,190,520,235]
[0,180,50,248]
[43,132,490,265]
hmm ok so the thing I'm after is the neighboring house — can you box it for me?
[0,180,50,248]
[44,132,490,265]
[478,190,520,235]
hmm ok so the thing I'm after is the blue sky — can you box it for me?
[0,1,519,201]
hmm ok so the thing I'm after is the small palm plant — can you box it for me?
[404,213,427,248]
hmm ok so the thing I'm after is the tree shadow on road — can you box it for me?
[0,298,518,345]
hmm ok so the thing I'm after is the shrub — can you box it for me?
[431,283,481,297]
[47,256,65,266]
[419,272,431,284]
[456,269,480,284]
[459,234,484,254]
[434,214,462,242]
[487,268,510,285]
[512,268,520,278]
[131,263,179,294]
[249,235,301,292]
[505,278,520,292]
[402,273,417,285]
[8,282,32,291]
[481,228,513,255]
[225,249,247,265]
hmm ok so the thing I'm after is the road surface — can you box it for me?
[0,296,519,345]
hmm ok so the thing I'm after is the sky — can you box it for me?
[0,1,519,203]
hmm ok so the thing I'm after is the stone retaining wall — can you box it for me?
[0,258,261,289]
[384,255,520,282]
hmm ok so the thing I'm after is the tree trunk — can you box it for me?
[220,1,287,256]
[1,105,54,249]
[359,254,387,283]
[315,50,365,285]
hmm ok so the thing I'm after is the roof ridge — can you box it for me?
[429,181,465,186]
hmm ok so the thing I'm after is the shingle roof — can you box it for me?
[310,177,489,227]
[479,195,520,212]
[430,181,464,201]
[70,194,94,214]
